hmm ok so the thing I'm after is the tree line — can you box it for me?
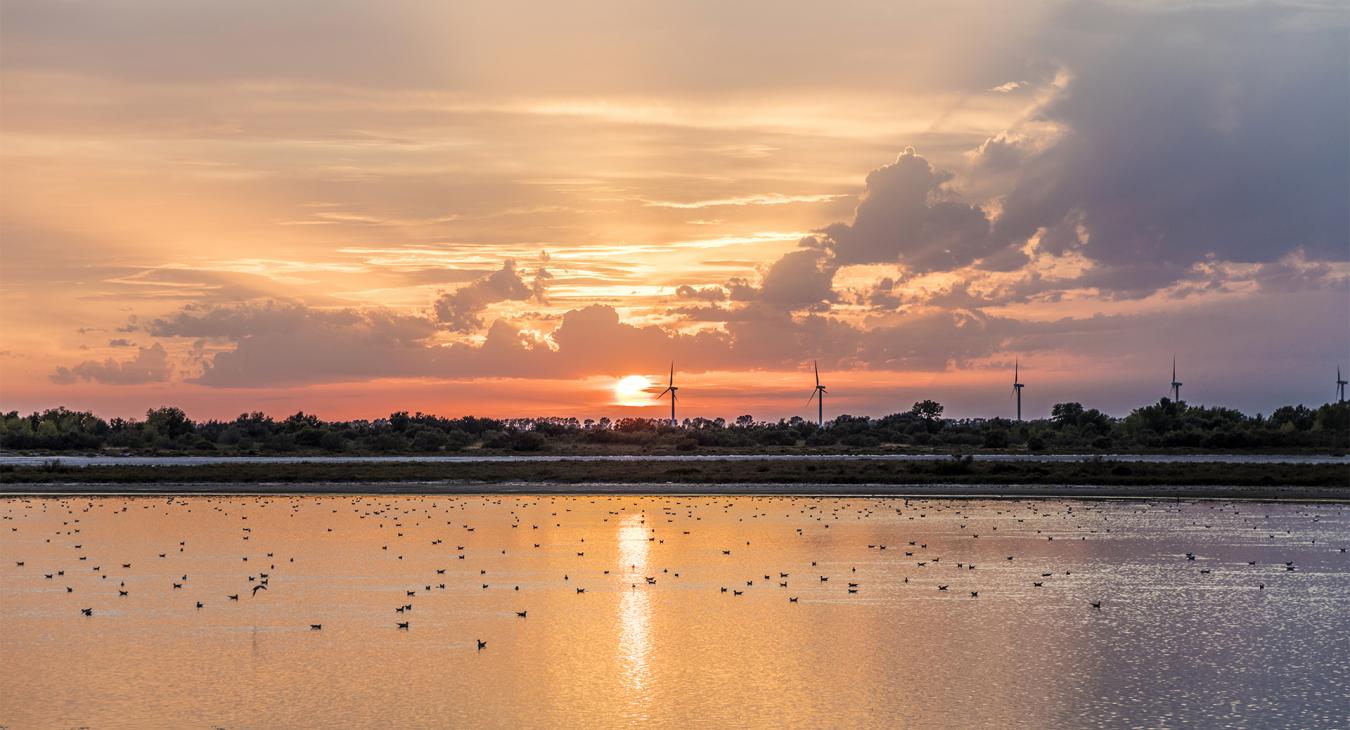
[1,398,1346,454]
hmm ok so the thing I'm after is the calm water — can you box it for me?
[3,452,1347,467]
[2,494,1347,728]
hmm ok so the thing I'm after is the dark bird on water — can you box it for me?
[477,639,487,650]
[311,624,322,630]
[516,611,527,618]
[252,583,267,596]
[228,594,239,601]
[81,608,92,616]
[397,621,409,629]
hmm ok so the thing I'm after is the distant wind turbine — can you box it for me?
[1337,366,1347,403]
[1012,359,1025,421]
[656,362,679,427]
[806,361,827,427]
[1170,356,1183,403]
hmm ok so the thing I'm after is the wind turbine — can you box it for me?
[1170,356,1183,403]
[806,361,827,427]
[1337,366,1347,403]
[656,362,679,427]
[1012,359,1025,421]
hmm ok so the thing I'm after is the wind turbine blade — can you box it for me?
[807,391,817,406]
[814,360,820,387]
[669,362,674,387]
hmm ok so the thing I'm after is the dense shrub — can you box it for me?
[2,399,1346,454]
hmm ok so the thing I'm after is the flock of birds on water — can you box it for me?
[3,494,1345,653]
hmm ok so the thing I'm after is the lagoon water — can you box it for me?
[2,494,1347,728]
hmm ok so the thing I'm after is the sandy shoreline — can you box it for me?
[4,480,1347,502]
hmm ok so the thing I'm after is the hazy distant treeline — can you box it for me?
[2,399,1347,454]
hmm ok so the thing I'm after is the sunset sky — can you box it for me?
[2,0,1347,422]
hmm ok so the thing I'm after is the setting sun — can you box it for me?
[613,375,653,407]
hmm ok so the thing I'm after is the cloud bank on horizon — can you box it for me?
[1,0,1347,419]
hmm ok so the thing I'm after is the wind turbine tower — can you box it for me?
[656,362,680,427]
[806,361,827,427]
[1170,357,1183,403]
[1012,359,1025,421]
[1337,366,1347,403]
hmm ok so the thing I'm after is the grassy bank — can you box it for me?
[2,457,1346,489]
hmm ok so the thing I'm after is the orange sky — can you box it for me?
[1,1,1346,421]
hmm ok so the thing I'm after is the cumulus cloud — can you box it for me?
[968,134,1028,173]
[135,296,1024,387]
[815,149,1004,273]
[675,284,727,302]
[754,248,838,310]
[50,343,172,385]
[433,259,546,333]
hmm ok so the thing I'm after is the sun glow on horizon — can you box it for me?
[613,375,653,407]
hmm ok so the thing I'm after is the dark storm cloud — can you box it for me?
[992,2,1350,294]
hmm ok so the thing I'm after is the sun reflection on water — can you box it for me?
[617,514,651,695]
